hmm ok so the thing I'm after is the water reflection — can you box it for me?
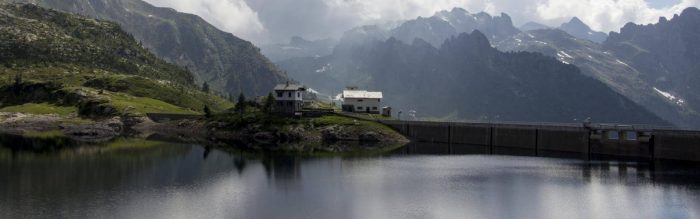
[0,136,699,218]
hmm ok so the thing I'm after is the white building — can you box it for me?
[341,87,383,114]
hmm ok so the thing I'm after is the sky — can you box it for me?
[143,0,700,45]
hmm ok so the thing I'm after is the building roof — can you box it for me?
[343,90,383,99]
[274,83,306,91]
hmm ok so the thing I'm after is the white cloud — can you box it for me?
[143,0,267,41]
[142,0,700,44]
[535,0,700,32]
[321,0,499,26]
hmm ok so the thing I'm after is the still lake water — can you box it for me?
[1,137,700,219]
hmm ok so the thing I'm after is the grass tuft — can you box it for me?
[23,130,65,138]
[0,103,77,116]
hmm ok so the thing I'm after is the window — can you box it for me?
[287,102,292,106]
[288,92,292,98]
[357,107,363,110]
[607,131,619,140]
[277,91,283,98]
[378,99,381,102]
[358,99,363,102]
[625,131,638,141]
[372,107,378,110]
[297,92,301,98]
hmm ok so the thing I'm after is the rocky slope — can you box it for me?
[2,0,288,96]
[495,29,700,128]
[605,7,700,120]
[0,3,232,117]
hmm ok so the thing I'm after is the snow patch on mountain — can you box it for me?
[315,64,332,73]
[559,51,574,59]
[654,87,686,106]
[616,59,631,68]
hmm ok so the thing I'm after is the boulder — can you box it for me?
[253,132,277,144]
[321,125,342,142]
[359,131,381,142]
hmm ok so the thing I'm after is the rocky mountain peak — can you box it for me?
[681,7,700,17]
[441,30,494,56]
[451,7,469,14]
[559,16,607,43]
[561,17,590,31]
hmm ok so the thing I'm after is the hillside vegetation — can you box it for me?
[1,0,288,96]
[0,4,232,117]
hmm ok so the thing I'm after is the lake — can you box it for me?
[1,137,700,219]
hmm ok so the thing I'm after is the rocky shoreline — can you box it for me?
[0,112,123,143]
[133,116,409,153]
[0,113,409,153]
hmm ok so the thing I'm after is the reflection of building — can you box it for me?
[274,82,306,115]
[261,155,302,189]
[341,87,383,114]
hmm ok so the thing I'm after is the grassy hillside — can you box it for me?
[0,4,233,116]
[0,0,288,96]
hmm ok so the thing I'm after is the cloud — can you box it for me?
[142,0,700,44]
[535,0,700,32]
[142,0,267,41]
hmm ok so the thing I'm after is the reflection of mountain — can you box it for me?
[280,31,666,124]
[0,139,194,204]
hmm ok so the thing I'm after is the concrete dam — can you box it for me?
[381,120,700,162]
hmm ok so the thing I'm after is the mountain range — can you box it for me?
[605,7,700,123]
[495,28,700,128]
[1,0,287,96]
[290,8,522,54]
[280,7,700,128]
[279,31,666,124]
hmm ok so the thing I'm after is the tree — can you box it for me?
[235,93,246,114]
[203,105,212,118]
[12,72,22,95]
[263,92,275,113]
[14,72,22,86]
[202,82,210,93]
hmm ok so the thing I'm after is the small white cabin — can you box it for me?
[341,87,383,114]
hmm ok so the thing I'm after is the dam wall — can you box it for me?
[382,120,699,162]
